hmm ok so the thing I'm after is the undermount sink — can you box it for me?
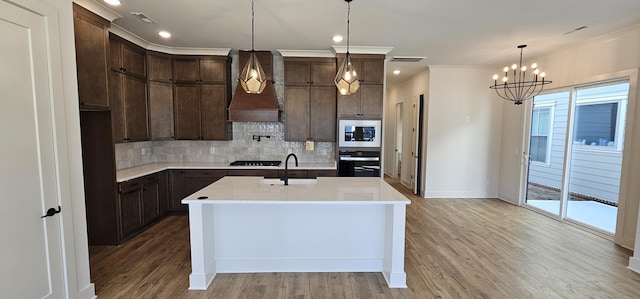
[260,178,318,186]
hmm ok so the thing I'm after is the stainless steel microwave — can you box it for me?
[338,119,381,148]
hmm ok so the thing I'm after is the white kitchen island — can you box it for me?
[182,176,410,290]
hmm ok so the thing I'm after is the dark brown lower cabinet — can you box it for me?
[168,170,186,212]
[168,169,226,212]
[308,169,337,178]
[118,187,142,239]
[117,173,161,241]
[278,170,308,178]
[185,170,227,196]
[227,169,279,178]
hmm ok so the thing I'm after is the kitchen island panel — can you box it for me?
[184,177,409,290]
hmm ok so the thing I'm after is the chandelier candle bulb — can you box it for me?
[489,45,552,105]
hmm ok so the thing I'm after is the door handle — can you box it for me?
[41,206,61,218]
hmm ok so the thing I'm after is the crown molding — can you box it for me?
[73,0,122,22]
[331,46,393,55]
[110,25,230,56]
[277,50,335,58]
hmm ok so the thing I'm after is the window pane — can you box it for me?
[530,136,547,162]
[574,103,617,146]
[537,109,550,135]
[531,107,550,136]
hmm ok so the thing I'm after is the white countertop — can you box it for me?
[116,162,337,182]
[182,176,411,205]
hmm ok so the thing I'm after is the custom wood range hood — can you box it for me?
[228,51,282,122]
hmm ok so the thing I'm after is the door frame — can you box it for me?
[519,72,639,244]
[3,0,95,297]
[393,102,403,179]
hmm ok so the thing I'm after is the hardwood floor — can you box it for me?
[90,179,640,298]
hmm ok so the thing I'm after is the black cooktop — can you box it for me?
[229,160,282,167]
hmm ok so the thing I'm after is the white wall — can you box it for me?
[425,66,503,198]
[498,24,640,249]
[386,66,503,198]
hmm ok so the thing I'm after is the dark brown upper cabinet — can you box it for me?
[109,34,146,79]
[336,54,385,85]
[336,54,385,119]
[337,84,383,119]
[110,71,149,142]
[147,52,173,82]
[73,3,110,110]
[284,58,336,86]
[284,58,337,142]
[147,52,174,140]
[108,34,148,143]
[174,83,231,140]
[173,56,228,84]
[173,55,231,141]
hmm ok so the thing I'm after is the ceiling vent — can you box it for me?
[130,12,156,24]
[389,56,426,63]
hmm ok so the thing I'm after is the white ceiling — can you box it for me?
[92,0,640,85]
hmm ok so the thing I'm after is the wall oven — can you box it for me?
[338,119,381,148]
[338,150,381,177]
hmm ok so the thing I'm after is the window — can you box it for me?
[530,106,551,163]
[574,102,618,147]
[573,82,628,150]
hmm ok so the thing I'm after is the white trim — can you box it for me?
[332,45,393,55]
[277,49,335,58]
[530,102,555,165]
[110,25,231,56]
[73,0,121,21]
[629,256,640,274]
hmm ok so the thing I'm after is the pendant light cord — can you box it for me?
[251,0,255,51]
[346,1,350,54]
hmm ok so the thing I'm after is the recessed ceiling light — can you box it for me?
[393,70,401,75]
[158,31,171,38]
[104,0,121,6]
[332,35,343,43]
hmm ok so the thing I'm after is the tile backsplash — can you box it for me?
[115,122,335,169]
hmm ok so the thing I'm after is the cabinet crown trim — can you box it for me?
[278,50,335,58]
[331,46,393,55]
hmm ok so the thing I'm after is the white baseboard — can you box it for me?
[629,256,640,274]
[77,283,95,299]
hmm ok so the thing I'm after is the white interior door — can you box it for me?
[0,1,65,297]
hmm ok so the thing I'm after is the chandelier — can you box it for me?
[239,0,267,94]
[335,0,360,96]
[490,45,552,105]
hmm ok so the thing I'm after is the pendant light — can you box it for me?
[335,0,360,96]
[239,0,267,94]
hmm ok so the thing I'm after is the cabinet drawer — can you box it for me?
[119,174,158,192]
[184,170,227,178]
[227,169,279,178]
[308,170,337,178]
[278,170,308,178]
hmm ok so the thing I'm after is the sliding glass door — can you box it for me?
[524,81,629,234]
[525,91,569,216]
[565,82,628,233]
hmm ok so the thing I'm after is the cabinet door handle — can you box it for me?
[41,206,61,218]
